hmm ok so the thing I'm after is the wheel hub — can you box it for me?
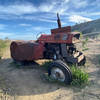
[51,67,65,82]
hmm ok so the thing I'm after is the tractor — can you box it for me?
[10,13,86,84]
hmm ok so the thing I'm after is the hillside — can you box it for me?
[72,18,100,34]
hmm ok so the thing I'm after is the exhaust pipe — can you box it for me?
[57,13,62,28]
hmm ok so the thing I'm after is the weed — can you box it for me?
[82,48,89,51]
[70,65,89,86]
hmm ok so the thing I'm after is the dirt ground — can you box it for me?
[0,39,100,100]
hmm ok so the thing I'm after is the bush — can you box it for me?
[71,65,89,86]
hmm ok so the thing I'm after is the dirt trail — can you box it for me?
[0,39,100,100]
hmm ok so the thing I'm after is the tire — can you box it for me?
[48,60,72,84]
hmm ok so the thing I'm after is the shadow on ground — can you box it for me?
[0,58,67,97]
[0,55,99,98]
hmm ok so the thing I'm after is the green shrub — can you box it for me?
[71,65,89,86]
[82,48,89,51]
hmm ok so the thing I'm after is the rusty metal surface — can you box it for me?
[10,41,44,61]
[51,26,71,34]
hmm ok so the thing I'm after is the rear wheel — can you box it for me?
[48,60,72,84]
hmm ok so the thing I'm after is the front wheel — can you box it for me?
[48,60,72,84]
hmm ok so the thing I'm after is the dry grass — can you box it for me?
[0,39,11,59]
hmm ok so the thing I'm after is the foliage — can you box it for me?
[71,65,89,86]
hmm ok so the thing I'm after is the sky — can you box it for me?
[0,0,100,40]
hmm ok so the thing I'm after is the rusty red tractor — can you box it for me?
[10,13,86,84]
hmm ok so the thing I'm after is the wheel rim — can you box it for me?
[51,67,65,82]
